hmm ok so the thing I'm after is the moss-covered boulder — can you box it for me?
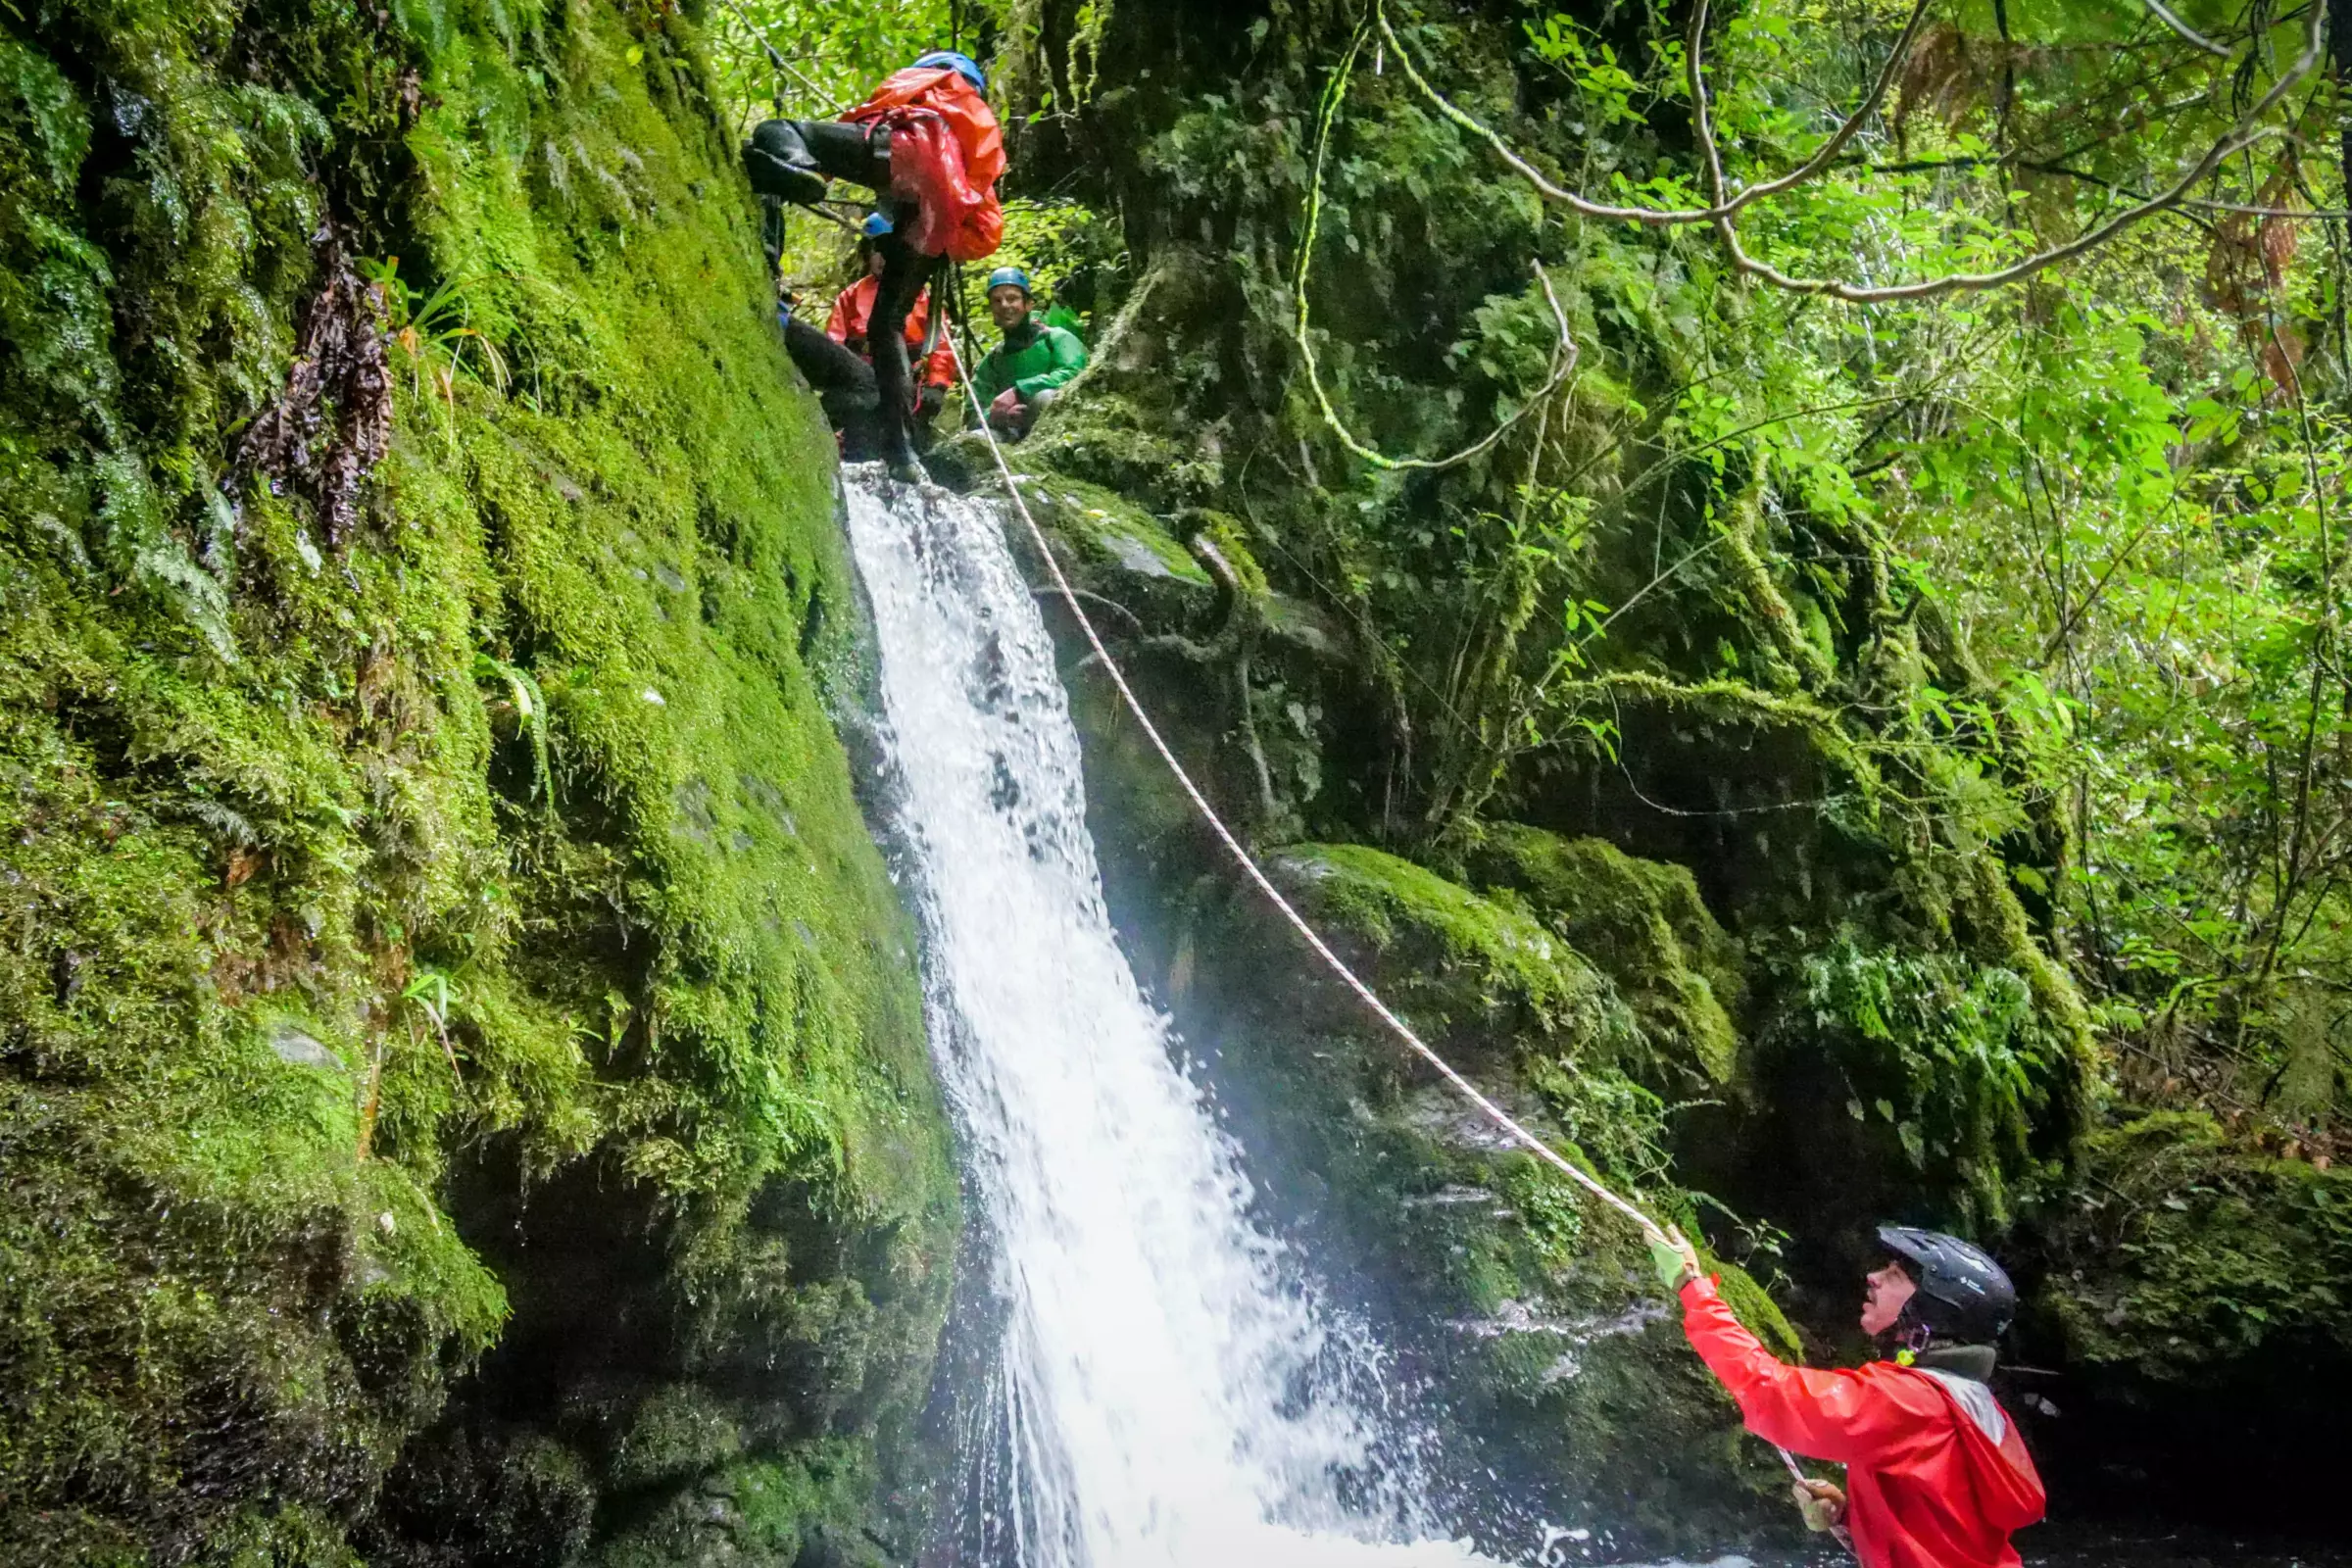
[0,0,955,1559]
[1442,822,1746,1091]
[2023,1112,2352,1521]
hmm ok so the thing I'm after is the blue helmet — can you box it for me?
[862,210,894,238]
[912,51,986,91]
[986,266,1033,297]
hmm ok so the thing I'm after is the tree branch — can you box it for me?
[1376,0,2326,304]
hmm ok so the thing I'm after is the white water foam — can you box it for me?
[843,468,1496,1568]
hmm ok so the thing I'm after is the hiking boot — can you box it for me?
[884,433,926,485]
[743,144,827,206]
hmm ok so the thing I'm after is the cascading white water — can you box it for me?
[844,468,1494,1568]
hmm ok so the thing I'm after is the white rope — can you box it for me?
[942,342,1662,1239]
[938,340,1844,1539]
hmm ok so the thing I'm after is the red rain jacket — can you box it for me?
[843,67,1004,263]
[1680,1277,2045,1568]
[824,275,954,389]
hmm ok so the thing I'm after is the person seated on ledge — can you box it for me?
[776,276,887,461]
[744,50,1003,479]
[1653,1223,2045,1568]
[827,212,952,434]
[969,267,1087,441]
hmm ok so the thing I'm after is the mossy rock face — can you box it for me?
[1249,843,1632,1067]
[2023,1112,2352,1519]
[0,0,955,1560]
[1145,842,1799,1550]
[1443,822,1745,1091]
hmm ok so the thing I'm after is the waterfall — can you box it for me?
[844,469,1493,1568]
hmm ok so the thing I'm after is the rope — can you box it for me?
[944,342,1662,1244]
[935,336,1847,1545]
[1293,24,1580,472]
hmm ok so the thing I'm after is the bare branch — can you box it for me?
[1374,0,1936,227]
[710,0,841,109]
[1377,0,2327,304]
[1296,28,1580,471]
[2140,0,2232,58]
[1684,0,2324,303]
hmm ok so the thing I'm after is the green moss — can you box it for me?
[1032,473,1213,585]
[1446,822,1744,1087]
[595,1441,884,1568]
[2046,1111,2352,1383]
[0,0,955,1558]
[1152,847,1796,1546]
[1793,935,2072,1227]
[1268,842,1635,1057]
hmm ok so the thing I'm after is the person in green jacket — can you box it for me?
[971,267,1086,440]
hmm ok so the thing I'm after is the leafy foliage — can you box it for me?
[1798,936,2065,1224]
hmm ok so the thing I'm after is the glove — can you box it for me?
[1792,1480,1846,1534]
[914,382,947,420]
[1648,1225,1700,1293]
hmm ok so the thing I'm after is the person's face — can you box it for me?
[1860,1260,1917,1337]
[865,245,887,278]
[989,284,1030,330]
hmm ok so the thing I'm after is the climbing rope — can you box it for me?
[936,339,1846,1540]
[944,341,1661,1242]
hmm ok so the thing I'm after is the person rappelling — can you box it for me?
[1653,1224,2046,1568]
[745,50,1004,480]
[970,267,1088,440]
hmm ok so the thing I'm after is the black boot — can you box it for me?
[883,429,925,485]
[744,142,827,205]
[744,120,830,205]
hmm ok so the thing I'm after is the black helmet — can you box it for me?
[1878,1225,2016,1345]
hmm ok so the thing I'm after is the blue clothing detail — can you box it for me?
[912,51,985,90]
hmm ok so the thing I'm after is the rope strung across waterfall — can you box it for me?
[939,337,1848,1535]
[942,344,1662,1243]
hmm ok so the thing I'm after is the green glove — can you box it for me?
[1649,1235,1696,1292]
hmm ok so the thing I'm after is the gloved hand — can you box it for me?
[914,382,947,421]
[1791,1479,1846,1534]
[1647,1225,1701,1293]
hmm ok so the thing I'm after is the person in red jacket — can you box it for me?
[745,51,1004,479]
[826,213,953,431]
[1653,1224,2045,1568]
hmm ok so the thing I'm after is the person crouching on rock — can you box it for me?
[970,267,1087,440]
[1653,1223,2045,1568]
[744,50,1004,480]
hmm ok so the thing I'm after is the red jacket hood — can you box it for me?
[1908,1367,2046,1533]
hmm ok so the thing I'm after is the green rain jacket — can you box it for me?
[971,318,1088,405]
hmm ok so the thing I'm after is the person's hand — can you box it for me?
[991,386,1021,417]
[914,383,946,420]
[1647,1225,1701,1293]
[1791,1479,1846,1534]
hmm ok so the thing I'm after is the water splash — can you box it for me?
[843,468,1494,1568]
